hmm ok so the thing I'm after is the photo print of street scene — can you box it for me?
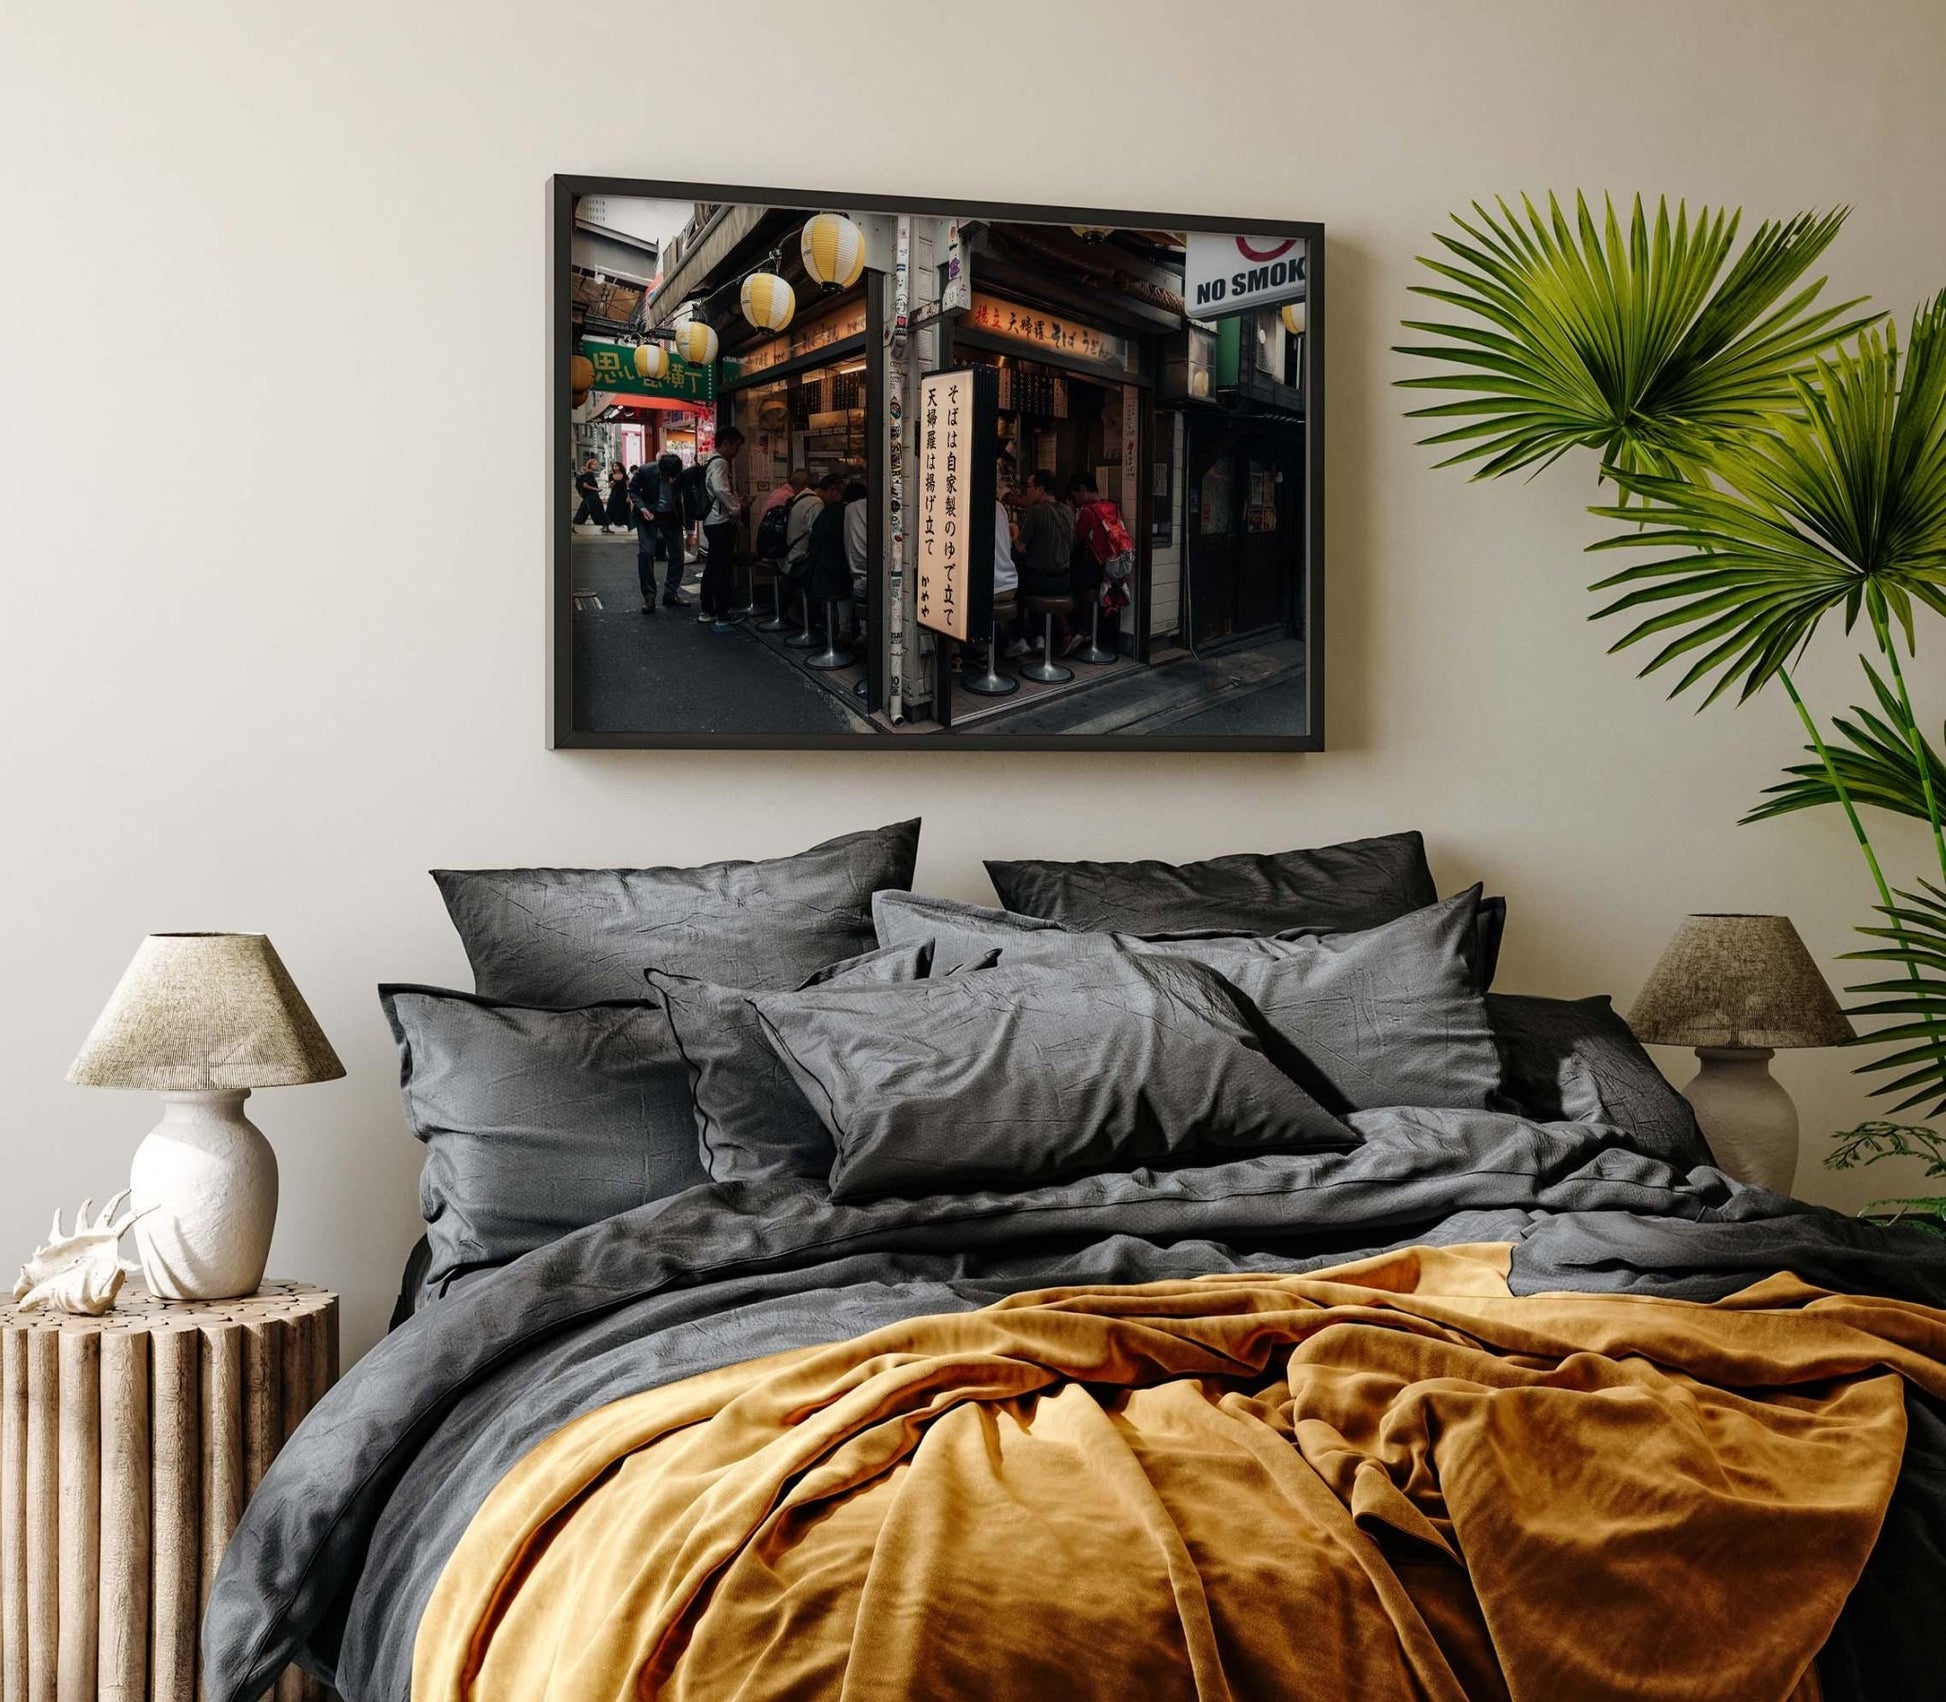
[552,181,1322,749]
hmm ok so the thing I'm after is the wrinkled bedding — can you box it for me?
[204,1111,1946,1702]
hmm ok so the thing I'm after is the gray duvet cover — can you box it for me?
[205,1110,1946,1702]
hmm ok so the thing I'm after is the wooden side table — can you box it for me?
[0,1281,338,1702]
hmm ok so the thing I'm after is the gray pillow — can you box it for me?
[433,819,921,1006]
[985,830,1438,935]
[753,952,1355,1201]
[648,942,934,1183]
[876,889,1502,1113]
[379,986,711,1287]
[1488,992,1713,1170]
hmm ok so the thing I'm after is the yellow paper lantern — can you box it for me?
[634,343,670,381]
[569,353,595,391]
[1280,302,1307,337]
[801,212,865,291]
[740,271,796,333]
[674,321,719,366]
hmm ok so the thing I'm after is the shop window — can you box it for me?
[1200,460,1235,536]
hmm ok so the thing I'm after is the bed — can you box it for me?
[199,823,1946,1701]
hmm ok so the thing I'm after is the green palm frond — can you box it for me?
[1586,292,1946,706]
[1744,656,1946,823]
[1845,879,1946,1117]
[1396,193,1877,481]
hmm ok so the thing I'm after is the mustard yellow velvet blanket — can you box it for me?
[413,1244,1946,1701]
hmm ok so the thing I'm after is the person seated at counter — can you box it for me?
[801,473,852,639]
[843,479,869,638]
[763,467,810,516]
[996,448,1023,513]
[1013,468,1075,651]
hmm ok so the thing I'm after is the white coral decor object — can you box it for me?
[14,1191,147,1315]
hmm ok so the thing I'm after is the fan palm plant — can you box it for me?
[1400,204,1946,1195]
[1397,193,1877,483]
[1582,298,1946,1120]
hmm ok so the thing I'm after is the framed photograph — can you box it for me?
[550,177,1323,751]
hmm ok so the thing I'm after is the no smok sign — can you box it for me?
[1182,232,1307,319]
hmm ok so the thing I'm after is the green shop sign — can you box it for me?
[578,340,716,404]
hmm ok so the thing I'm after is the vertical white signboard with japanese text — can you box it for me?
[915,366,996,644]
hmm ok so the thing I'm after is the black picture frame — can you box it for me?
[549,175,1325,752]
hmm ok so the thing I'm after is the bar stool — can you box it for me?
[1070,591,1117,664]
[806,598,854,670]
[756,570,793,632]
[1020,594,1074,684]
[962,591,1020,696]
[783,587,818,648]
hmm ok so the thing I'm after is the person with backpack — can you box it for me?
[628,454,691,612]
[1065,471,1136,657]
[697,428,747,630]
[753,469,808,570]
[762,467,811,522]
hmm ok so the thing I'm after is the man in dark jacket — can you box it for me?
[1013,469,1076,650]
[803,474,851,607]
[628,455,689,611]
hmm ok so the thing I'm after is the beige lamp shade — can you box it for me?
[1629,914,1855,1050]
[67,933,344,1091]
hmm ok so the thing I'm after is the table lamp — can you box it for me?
[1628,914,1854,1194]
[67,933,343,1300]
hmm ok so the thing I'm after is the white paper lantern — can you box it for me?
[674,321,719,366]
[634,343,670,381]
[801,212,865,290]
[1281,302,1307,337]
[740,271,796,333]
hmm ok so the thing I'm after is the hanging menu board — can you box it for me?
[915,365,998,643]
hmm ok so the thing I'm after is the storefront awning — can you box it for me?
[642,202,769,329]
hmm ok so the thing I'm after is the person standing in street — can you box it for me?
[604,462,631,531]
[628,454,690,612]
[652,450,689,607]
[572,456,605,529]
[700,427,747,631]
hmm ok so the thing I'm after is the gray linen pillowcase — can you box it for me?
[984,830,1439,935]
[647,942,934,1184]
[875,888,1503,1113]
[753,952,1355,1202]
[379,986,710,1287]
[1487,992,1713,1170]
[432,818,920,1007]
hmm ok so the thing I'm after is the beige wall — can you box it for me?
[4,1,1943,1357]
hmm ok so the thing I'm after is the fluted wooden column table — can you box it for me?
[0,1281,337,1702]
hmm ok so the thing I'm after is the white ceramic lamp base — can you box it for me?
[128,1088,279,1300]
[1681,1046,1799,1196]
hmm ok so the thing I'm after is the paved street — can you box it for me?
[572,535,871,736]
[575,532,1306,739]
[973,638,1308,737]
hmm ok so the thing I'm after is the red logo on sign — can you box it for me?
[1234,236,1297,263]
